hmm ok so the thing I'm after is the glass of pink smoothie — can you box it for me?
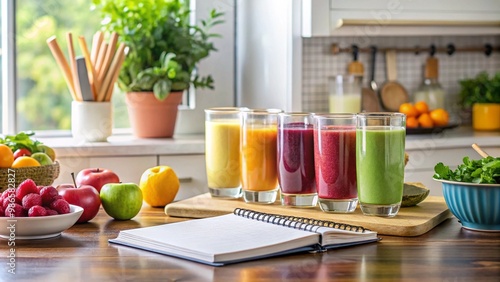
[277,113,317,207]
[356,113,406,217]
[205,107,247,199]
[313,114,358,213]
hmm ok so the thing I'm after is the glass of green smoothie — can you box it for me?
[356,113,406,217]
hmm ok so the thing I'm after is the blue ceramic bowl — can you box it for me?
[434,179,500,232]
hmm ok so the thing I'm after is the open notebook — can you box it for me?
[109,208,379,266]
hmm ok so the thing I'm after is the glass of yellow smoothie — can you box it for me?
[205,107,247,198]
[241,108,282,204]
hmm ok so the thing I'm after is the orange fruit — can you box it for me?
[429,108,449,127]
[406,116,419,128]
[139,166,180,207]
[399,103,418,118]
[11,156,41,168]
[0,144,14,168]
[414,101,430,115]
[417,113,434,128]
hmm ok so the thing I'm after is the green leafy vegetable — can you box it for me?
[0,131,43,153]
[434,156,500,184]
[459,71,500,107]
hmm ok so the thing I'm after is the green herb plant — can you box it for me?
[0,131,43,153]
[434,156,500,184]
[459,71,500,108]
[92,0,224,101]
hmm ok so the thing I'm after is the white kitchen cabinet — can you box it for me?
[54,156,157,186]
[88,156,157,184]
[303,0,500,37]
[159,155,208,201]
[55,157,90,185]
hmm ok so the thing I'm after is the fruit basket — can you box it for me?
[0,161,60,193]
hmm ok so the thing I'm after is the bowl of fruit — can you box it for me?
[399,101,459,134]
[0,132,59,192]
[0,179,83,239]
[433,154,500,232]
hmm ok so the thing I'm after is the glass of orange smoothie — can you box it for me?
[205,107,246,198]
[241,109,282,204]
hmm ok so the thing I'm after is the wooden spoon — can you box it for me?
[379,50,409,112]
[472,143,490,158]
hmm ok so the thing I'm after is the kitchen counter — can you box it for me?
[40,126,498,158]
[1,205,499,281]
[405,126,499,150]
[39,134,205,157]
[40,126,498,197]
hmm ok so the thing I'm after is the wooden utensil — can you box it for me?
[347,45,364,76]
[362,46,382,112]
[78,36,98,100]
[379,50,409,112]
[46,36,77,101]
[66,32,83,101]
[472,143,491,158]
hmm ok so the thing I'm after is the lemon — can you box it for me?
[11,156,41,168]
[139,166,180,207]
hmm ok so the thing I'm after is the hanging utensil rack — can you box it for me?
[331,43,499,56]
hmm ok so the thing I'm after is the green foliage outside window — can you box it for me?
[15,0,129,131]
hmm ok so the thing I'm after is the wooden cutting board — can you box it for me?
[165,193,452,237]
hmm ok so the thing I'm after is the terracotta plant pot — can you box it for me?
[125,91,183,138]
[472,103,500,131]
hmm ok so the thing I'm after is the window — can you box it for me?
[1,0,234,136]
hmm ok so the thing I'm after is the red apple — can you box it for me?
[75,168,120,192]
[13,148,32,159]
[57,183,101,223]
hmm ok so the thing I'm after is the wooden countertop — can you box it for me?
[2,205,499,281]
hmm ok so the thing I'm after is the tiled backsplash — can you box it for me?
[302,35,500,120]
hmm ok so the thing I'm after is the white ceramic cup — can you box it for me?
[71,101,113,142]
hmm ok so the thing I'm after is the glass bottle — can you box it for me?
[413,57,446,110]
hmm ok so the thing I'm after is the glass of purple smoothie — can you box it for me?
[313,114,358,213]
[356,113,406,217]
[277,113,318,207]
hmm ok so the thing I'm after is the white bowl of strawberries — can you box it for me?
[0,179,83,239]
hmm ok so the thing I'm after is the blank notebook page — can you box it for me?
[121,214,319,259]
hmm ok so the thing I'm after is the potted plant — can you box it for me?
[459,72,500,131]
[92,0,223,137]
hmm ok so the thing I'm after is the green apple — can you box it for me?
[31,152,53,166]
[100,183,143,220]
[36,144,56,161]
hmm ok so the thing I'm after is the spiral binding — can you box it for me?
[234,208,368,233]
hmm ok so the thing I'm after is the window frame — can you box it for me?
[1,0,235,136]
[1,0,16,134]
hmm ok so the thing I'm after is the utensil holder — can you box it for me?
[71,101,112,142]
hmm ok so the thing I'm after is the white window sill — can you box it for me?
[38,134,205,158]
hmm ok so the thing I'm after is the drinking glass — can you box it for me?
[356,112,406,217]
[313,114,358,213]
[329,74,362,113]
[241,109,282,204]
[277,113,317,207]
[205,107,245,198]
